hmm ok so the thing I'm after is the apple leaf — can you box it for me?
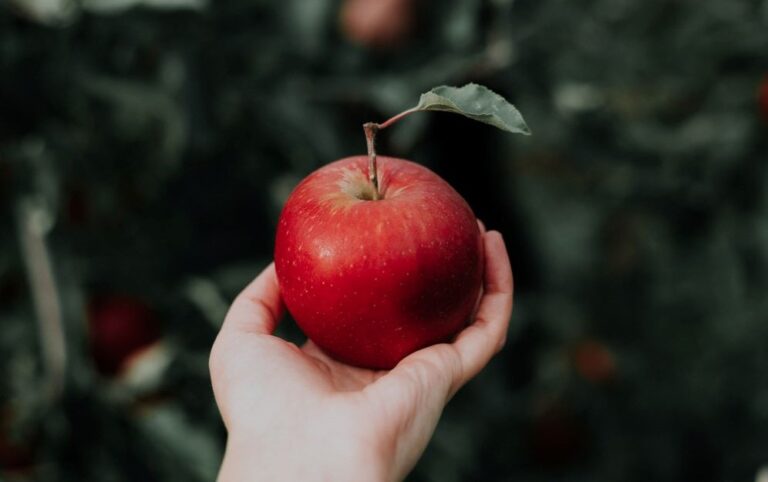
[413,83,531,135]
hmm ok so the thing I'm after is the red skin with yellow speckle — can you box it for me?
[275,156,483,369]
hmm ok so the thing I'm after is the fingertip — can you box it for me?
[482,231,513,295]
[485,229,504,246]
[481,231,505,261]
[220,262,284,336]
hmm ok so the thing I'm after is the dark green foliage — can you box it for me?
[1,0,767,480]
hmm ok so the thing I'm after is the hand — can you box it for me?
[210,229,513,482]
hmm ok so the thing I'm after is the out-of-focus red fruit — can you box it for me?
[340,0,415,50]
[88,296,161,376]
[759,75,768,122]
[571,339,617,384]
[529,403,587,469]
[0,436,35,474]
[0,408,37,475]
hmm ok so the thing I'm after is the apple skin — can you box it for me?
[275,156,483,369]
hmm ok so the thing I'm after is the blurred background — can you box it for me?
[2,0,768,480]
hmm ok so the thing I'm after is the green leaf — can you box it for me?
[413,83,531,135]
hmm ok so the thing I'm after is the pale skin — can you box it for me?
[209,228,513,481]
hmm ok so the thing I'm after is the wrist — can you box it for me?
[219,425,393,482]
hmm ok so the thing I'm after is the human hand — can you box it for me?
[210,229,513,482]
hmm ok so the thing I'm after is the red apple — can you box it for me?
[0,435,36,474]
[0,407,37,475]
[88,295,161,376]
[571,339,617,384]
[275,156,483,369]
[340,0,415,50]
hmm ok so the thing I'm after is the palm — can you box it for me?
[299,340,386,391]
[215,331,387,425]
[239,334,386,393]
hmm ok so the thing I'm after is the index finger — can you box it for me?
[450,230,513,391]
[219,262,284,336]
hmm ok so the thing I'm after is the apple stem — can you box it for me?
[362,107,420,200]
[363,122,380,200]
[378,107,419,130]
